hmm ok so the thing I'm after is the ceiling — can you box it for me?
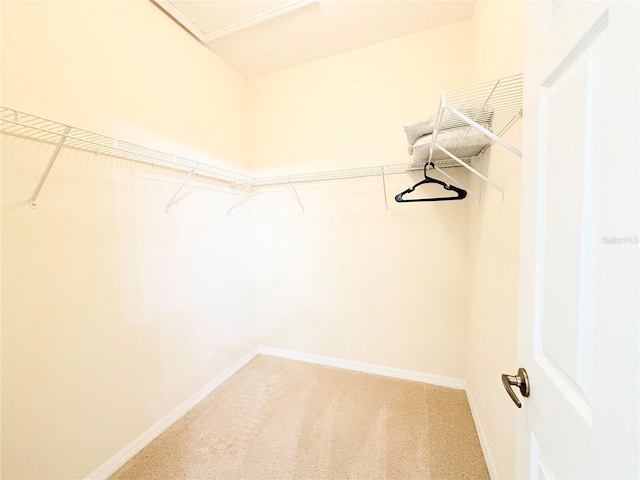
[153,0,476,78]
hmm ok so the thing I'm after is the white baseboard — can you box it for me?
[465,386,498,479]
[258,346,467,390]
[85,347,260,480]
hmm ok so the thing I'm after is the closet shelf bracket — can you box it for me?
[445,103,521,157]
[165,164,198,214]
[430,162,473,197]
[289,178,305,213]
[226,183,254,216]
[435,144,504,195]
[381,167,388,209]
[29,125,71,209]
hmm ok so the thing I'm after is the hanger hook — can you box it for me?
[423,161,435,178]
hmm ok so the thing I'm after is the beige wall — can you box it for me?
[248,20,473,174]
[0,0,248,171]
[248,22,474,377]
[467,1,525,479]
[1,2,255,478]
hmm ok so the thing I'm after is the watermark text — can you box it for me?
[602,236,639,245]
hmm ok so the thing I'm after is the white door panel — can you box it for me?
[517,1,638,478]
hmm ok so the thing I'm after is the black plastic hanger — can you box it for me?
[395,162,467,203]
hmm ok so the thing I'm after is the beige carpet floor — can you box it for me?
[111,355,489,479]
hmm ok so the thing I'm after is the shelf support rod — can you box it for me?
[479,109,523,157]
[29,126,71,208]
[289,178,304,213]
[227,183,254,216]
[165,164,198,213]
[381,167,388,209]
[428,95,446,164]
[435,143,504,196]
[452,78,500,157]
[430,163,474,198]
[446,105,522,157]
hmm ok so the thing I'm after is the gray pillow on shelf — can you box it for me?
[403,101,494,154]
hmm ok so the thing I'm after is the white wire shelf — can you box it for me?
[255,163,425,186]
[1,72,522,211]
[426,73,524,195]
[440,73,523,135]
[0,107,255,186]
[0,106,434,191]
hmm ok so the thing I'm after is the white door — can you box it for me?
[516,1,639,478]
